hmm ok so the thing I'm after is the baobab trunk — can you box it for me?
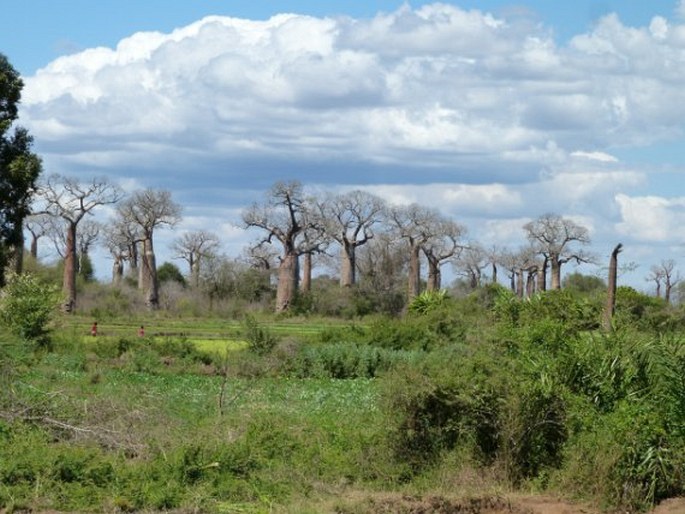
[340,246,356,287]
[516,269,524,297]
[426,262,441,291]
[276,252,299,312]
[301,252,312,294]
[538,257,548,292]
[407,244,421,301]
[525,270,536,298]
[30,234,38,259]
[550,257,562,290]
[112,256,124,287]
[602,243,622,332]
[142,237,159,309]
[63,222,77,313]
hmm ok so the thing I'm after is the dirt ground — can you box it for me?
[332,493,685,514]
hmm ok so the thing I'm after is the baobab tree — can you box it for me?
[172,230,220,288]
[421,217,466,291]
[37,174,123,312]
[320,190,386,288]
[104,216,142,286]
[389,203,437,301]
[242,181,324,312]
[117,189,181,309]
[454,244,488,290]
[523,214,593,290]
[651,259,680,303]
[25,213,51,260]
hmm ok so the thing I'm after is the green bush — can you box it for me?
[0,273,60,342]
[243,314,278,355]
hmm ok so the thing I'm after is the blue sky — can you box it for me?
[3,1,685,290]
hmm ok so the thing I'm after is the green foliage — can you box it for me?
[284,342,420,379]
[562,272,606,294]
[0,273,60,342]
[242,314,278,355]
[408,289,450,314]
[157,261,186,286]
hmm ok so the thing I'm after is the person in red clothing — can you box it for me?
[138,325,145,337]
[91,322,98,337]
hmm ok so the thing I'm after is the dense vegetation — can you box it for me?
[2,273,685,513]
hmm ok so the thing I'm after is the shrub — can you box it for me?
[242,314,278,355]
[0,273,60,343]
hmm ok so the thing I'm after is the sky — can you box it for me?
[2,0,685,291]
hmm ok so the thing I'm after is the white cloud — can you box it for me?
[570,150,619,163]
[615,194,685,242]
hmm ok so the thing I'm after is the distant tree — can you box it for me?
[103,216,142,286]
[421,216,465,291]
[0,54,42,283]
[117,189,181,309]
[319,190,386,288]
[37,175,123,312]
[651,259,680,303]
[242,181,324,312]
[562,272,606,293]
[524,214,593,290]
[76,219,101,280]
[157,261,186,286]
[25,213,51,259]
[389,203,439,301]
[172,230,220,288]
[454,244,488,291]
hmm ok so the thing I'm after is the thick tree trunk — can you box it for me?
[276,252,298,312]
[602,243,622,331]
[340,244,356,287]
[142,237,159,309]
[550,256,561,290]
[112,257,124,286]
[190,255,200,288]
[407,244,421,301]
[516,269,524,297]
[538,256,548,292]
[525,270,536,298]
[426,256,441,291]
[63,222,77,313]
[301,252,312,294]
[30,234,38,259]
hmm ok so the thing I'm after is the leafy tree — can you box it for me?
[0,54,42,284]
[0,272,60,342]
[157,261,186,286]
[562,272,606,294]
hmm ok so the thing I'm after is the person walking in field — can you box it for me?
[138,325,145,337]
[91,322,98,337]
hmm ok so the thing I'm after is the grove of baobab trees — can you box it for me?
[11,173,683,314]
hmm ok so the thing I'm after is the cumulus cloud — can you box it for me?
[615,194,685,242]
[17,3,685,286]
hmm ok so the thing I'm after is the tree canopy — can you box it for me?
[0,54,42,285]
